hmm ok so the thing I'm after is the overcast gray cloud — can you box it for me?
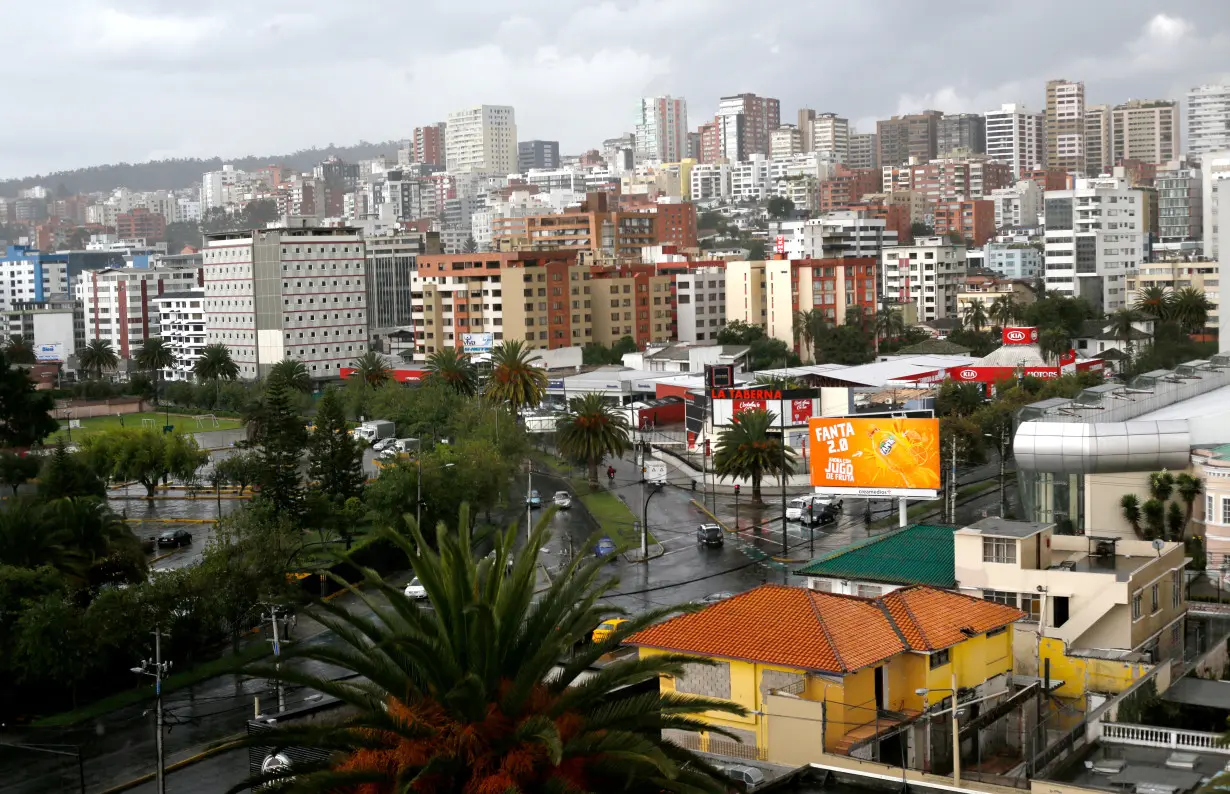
[3,0,1228,178]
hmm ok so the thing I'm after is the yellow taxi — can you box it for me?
[591,618,628,644]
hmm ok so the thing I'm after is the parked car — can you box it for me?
[696,523,724,547]
[372,437,397,452]
[552,491,572,509]
[526,489,543,508]
[157,529,192,548]
[785,495,843,522]
[719,764,766,790]
[698,591,734,605]
[591,618,628,644]
[403,577,427,600]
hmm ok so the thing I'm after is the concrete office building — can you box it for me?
[1155,160,1204,244]
[445,105,518,175]
[985,103,1044,178]
[715,93,780,160]
[778,213,897,261]
[76,267,201,360]
[635,96,688,164]
[812,113,849,161]
[366,231,441,344]
[723,260,768,329]
[1203,155,1230,261]
[937,113,986,156]
[1045,79,1086,175]
[984,242,1043,280]
[202,225,368,380]
[517,140,560,172]
[413,123,447,167]
[1110,100,1180,165]
[1187,85,1230,158]
[846,132,878,170]
[150,290,205,382]
[1126,262,1220,332]
[3,297,82,366]
[1043,178,1145,312]
[1084,105,1111,177]
[880,236,967,322]
[989,180,1043,229]
[769,125,803,159]
[674,266,727,342]
[876,111,942,167]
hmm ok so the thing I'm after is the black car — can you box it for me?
[696,524,724,547]
[158,529,192,548]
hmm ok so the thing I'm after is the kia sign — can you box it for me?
[1002,326,1039,345]
[461,332,494,354]
[34,342,64,362]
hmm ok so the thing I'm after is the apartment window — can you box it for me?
[1224,497,1230,525]
[1132,590,1143,620]
[1172,569,1183,608]
[1151,583,1160,613]
[1206,494,1214,522]
[983,537,1016,564]
[929,648,950,669]
[1020,593,1042,622]
[856,584,881,598]
[983,590,1018,607]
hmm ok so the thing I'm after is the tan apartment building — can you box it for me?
[876,111,942,167]
[957,274,1037,311]
[1046,78,1086,175]
[765,257,878,360]
[1125,260,1221,331]
[1110,99,1181,165]
[723,260,768,330]
[490,192,659,262]
[409,251,681,361]
[1084,104,1111,176]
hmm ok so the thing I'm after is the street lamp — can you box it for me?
[984,425,1010,517]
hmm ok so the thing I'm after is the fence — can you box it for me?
[1098,722,1230,754]
[665,732,767,762]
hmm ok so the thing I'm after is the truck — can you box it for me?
[353,420,395,445]
[644,459,669,486]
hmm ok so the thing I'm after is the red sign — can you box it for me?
[733,398,766,414]
[774,235,786,254]
[791,398,813,424]
[948,366,1058,383]
[340,367,425,383]
[1059,348,1077,375]
[1002,326,1039,345]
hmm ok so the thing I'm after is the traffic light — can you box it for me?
[733,484,741,496]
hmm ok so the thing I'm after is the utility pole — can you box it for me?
[526,463,533,536]
[780,401,788,556]
[131,628,171,794]
[266,606,285,712]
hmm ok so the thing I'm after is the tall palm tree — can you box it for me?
[425,347,478,396]
[751,373,803,389]
[793,309,827,363]
[135,337,177,400]
[556,393,630,487]
[872,307,905,354]
[485,339,547,410]
[4,334,36,365]
[1107,308,1144,365]
[961,300,989,332]
[268,358,312,393]
[1038,328,1071,364]
[1134,286,1174,323]
[713,408,797,505]
[233,510,742,793]
[1171,287,1215,335]
[193,343,239,383]
[1119,494,1143,539]
[1176,473,1204,534]
[351,351,391,389]
[78,338,120,381]
[987,295,1019,329]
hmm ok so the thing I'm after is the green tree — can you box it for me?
[793,309,827,363]
[234,510,742,793]
[1176,473,1204,535]
[987,295,1020,329]
[556,393,630,488]
[746,239,767,259]
[817,325,874,365]
[748,337,800,371]
[1108,307,1145,364]
[351,351,392,389]
[425,347,478,397]
[961,301,989,332]
[1039,328,1072,363]
[1120,494,1143,539]
[945,328,999,357]
[937,381,985,417]
[13,594,94,708]
[485,339,547,410]
[713,408,796,505]
[4,334,35,365]
[254,379,306,514]
[38,442,105,499]
[0,351,58,448]
[0,451,39,495]
[1134,285,1173,323]
[766,196,795,219]
[193,343,239,383]
[215,450,260,495]
[1149,471,1175,502]
[78,338,119,380]
[1166,501,1185,542]
[268,358,312,393]
[1142,499,1166,540]
[910,221,934,238]
[716,319,766,345]
[81,428,175,497]
[134,337,177,395]
[873,307,906,354]
[1171,287,1215,335]
[307,389,365,502]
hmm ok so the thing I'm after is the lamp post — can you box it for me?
[641,483,664,561]
[985,423,1010,517]
[131,628,172,794]
[733,484,740,531]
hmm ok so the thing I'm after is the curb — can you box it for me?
[690,499,731,532]
[98,735,245,794]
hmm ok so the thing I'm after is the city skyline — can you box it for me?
[2,1,1228,178]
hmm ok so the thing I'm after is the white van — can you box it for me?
[785,494,843,523]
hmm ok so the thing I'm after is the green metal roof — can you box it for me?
[793,524,957,586]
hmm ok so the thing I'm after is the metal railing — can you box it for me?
[1099,722,1230,754]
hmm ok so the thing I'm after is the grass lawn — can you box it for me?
[32,642,265,728]
[531,449,655,546]
[49,411,243,444]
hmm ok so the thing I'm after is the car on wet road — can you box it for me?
[697,591,734,605]
[157,529,192,548]
[696,523,724,547]
[591,617,628,643]
[403,577,427,600]
[552,491,572,509]
[526,489,543,508]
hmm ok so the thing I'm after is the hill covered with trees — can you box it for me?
[0,140,402,197]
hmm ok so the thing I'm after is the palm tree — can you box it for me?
[1107,308,1144,365]
[872,307,905,354]
[1134,286,1173,323]
[1039,328,1071,364]
[4,334,36,365]
[961,300,989,332]
[987,295,1019,329]
[713,408,797,505]
[351,351,391,389]
[485,339,548,410]
[1120,494,1143,539]
[751,373,803,389]
[556,393,630,487]
[78,338,119,380]
[1149,471,1175,502]
[194,343,239,383]
[1176,473,1204,534]
[234,510,743,793]
[135,337,177,400]
[425,347,478,396]
[268,358,312,393]
[793,309,827,363]
[1171,287,1215,335]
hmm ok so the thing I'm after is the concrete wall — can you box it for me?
[1083,471,1154,540]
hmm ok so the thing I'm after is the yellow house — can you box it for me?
[625,584,1024,767]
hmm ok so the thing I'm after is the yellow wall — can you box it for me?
[1038,636,1150,698]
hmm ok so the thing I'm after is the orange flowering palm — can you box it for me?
[235,506,743,793]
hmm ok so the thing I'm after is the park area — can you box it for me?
[48,411,243,444]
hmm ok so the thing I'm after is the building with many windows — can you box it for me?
[714,93,780,160]
[984,242,1043,280]
[880,236,967,322]
[876,111,942,167]
[1155,160,1204,244]
[937,113,985,156]
[444,105,518,175]
[517,140,560,172]
[1187,85,1230,158]
[765,257,877,354]
[988,180,1043,230]
[75,267,201,360]
[673,266,726,342]
[634,96,688,164]
[985,103,1044,178]
[202,225,368,380]
[1043,177,1145,312]
[846,132,878,170]
[1109,99,1180,165]
[1126,260,1220,331]
[365,231,442,346]
[812,112,849,161]
[1045,78,1086,175]
[150,290,205,382]
[2,297,82,367]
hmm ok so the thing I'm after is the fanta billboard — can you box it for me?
[808,417,941,497]
[1002,326,1039,345]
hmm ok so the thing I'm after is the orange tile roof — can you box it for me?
[625,584,1024,673]
[881,586,1025,651]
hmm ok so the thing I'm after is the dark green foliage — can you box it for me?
[0,450,40,494]
[0,350,59,448]
[307,389,365,502]
[254,380,306,514]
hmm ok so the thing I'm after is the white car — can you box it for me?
[553,491,572,509]
[785,495,843,522]
[372,437,396,452]
[403,577,427,600]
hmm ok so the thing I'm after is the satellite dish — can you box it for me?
[1152,539,1165,556]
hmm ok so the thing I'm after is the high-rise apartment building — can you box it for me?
[881,156,1012,203]
[812,113,850,161]
[1045,79,1086,175]
[150,290,205,381]
[115,208,166,243]
[1155,160,1203,244]
[674,266,726,342]
[847,133,878,170]
[1109,100,1180,165]
[202,225,368,380]
[715,93,780,160]
[880,237,967,322]
[797,109,817,153]
[1043,177,1145,312]
[769,125,802,159]
[365,232,441,342]
[1188,85,1230,157]
[1201,153,1230,260]
[985,103,1045,178]
[765,257,878,353]
[937,113,986,156]
[634,96,688,164]
[1084,105,1111,176]
[491,193,662,262]
[517,140,561,172]
[876,111,942,167]
[932,199,996,245]
[988,180,1043,229]
[697,122,721,164]
[413,124,447,167]
[76,266,201,359]
[444,105,518,175]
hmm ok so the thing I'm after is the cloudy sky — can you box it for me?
[3,0,1229,179]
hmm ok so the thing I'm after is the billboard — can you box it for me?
[1002,326,1039,345]
[34,342,64,362]
[808,417,941,497]
[461,333,494,354]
